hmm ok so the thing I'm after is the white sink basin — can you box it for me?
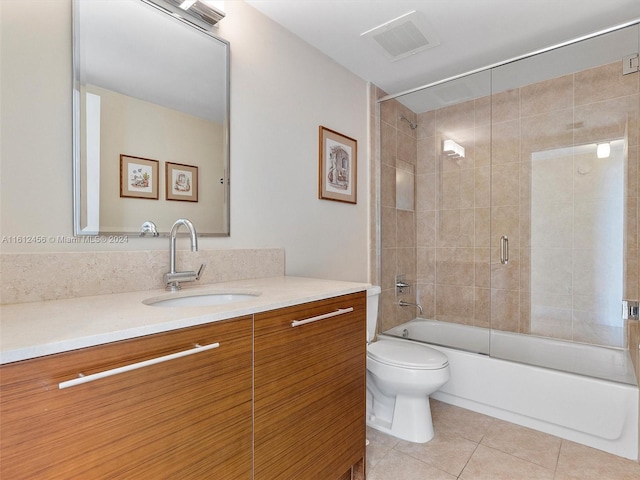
[143,291,260,308]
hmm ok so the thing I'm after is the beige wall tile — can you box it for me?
[416,174,436,212]
[416,110,436,139]
[380,121,397,167]
[381,164,396,208]
[439,171,462,210]
[520,108,574,155]
[574,61,639,106]
[416,136,436,174]
[475,95,492,126]
[474,166,491,208]
[574,95,639,147]
[381,206,397,248]
[436,247,475,286]
[474,125,491,168]
[491,289,520,332]
[416,210,436,248]
[491,162,520,206]
[381,247,398,291]
[416,247,436,284]
[398,130,417,164]
[491,248,520,290]
[491,119,521,165]
[521,73,573,116]
[475,247,491,289]
[474,208,490,247]
[474,287,491,327]
[492,89,521,123]
[436,284,475,324]
[397,210,416,247]
[436,100,475,134]
[417,282,435,319]
[380,98,398,128]
[397,246,416,279]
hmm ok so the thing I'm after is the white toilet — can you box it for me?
[366,286,450,443]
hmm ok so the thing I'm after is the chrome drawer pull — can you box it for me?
[58,342,220,389]
[291,307,354,327]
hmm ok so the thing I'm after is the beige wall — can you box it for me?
[0,0,370,283]
[86,85,224,233]
[375,60,639,349]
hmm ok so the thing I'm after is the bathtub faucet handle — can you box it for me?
[396,280,411,294]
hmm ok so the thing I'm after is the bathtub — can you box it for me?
[384,319,639,460]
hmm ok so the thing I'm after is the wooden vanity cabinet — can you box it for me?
[0,316,253,480]
[253,292,367,480]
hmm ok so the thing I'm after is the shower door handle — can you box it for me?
[500,236,509,265]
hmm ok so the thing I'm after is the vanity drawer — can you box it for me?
[0,316,253,479]
[254,291,367,479]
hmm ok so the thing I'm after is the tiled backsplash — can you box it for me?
[0,248,285,304]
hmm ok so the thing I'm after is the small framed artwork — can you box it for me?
[318,126,357,204]
[166,162,198,202]
[120,154,159,199]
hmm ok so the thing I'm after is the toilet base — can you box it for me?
[366,389,435,443]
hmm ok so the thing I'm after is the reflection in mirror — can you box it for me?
[73,0,230,236]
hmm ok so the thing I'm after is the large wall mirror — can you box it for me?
[73,0,230,236]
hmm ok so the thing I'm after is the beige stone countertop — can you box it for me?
[0,276,370,364]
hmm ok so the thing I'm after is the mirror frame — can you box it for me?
[72,0,231,237]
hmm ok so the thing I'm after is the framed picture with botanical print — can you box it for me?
[318,126,357,204]
[120,154,159,200]
[166,162,198,202]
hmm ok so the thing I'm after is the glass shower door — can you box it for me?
[489,24,640,382]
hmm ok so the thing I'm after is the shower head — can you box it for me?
[400,115,418,130]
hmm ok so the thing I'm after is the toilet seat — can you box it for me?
[368,340,448,370]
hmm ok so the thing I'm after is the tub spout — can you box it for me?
[399,300,423,316]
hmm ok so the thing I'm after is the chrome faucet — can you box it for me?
[164,218,206,291]
[399,300,424,316]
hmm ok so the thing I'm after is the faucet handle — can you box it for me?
[196,263,207,280]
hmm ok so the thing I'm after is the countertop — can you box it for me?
[0,276,370,364]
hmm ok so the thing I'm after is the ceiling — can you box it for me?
[244,0,640,97]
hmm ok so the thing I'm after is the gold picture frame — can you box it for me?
[318,126,357,204]
[166,162,198,202]
[120,154,159,200]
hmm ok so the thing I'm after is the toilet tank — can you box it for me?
[366,286,381,343]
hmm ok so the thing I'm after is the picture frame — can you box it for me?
[166,162,198,202]
[120,154,159,200]
[318,126,357,204]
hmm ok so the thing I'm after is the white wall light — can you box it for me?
[596,142,611,159]
[443,139,465,158]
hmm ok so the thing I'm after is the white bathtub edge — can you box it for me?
[427,343,639,460]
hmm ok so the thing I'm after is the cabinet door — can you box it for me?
[0,317,253,479]
[254,292,366,480]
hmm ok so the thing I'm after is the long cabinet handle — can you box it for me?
[291,307,354,327]
[58,342,220,389]
[500,235,509,265]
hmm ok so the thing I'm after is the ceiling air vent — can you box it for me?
[361,11,439,61]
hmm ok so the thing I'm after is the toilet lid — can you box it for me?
[368,340,448,370]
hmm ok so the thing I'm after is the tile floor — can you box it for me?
[365,400,640,479]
